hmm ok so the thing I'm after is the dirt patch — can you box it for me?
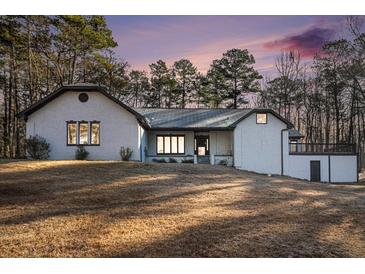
[1,160,365,257]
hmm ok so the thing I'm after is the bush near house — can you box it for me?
[26,135,50,159]
[152,158,167,163]
[169,158,178,163]
[120,146,133,161]
[75,146,89,160]
[219,159,228,166]
[181,158,194,163]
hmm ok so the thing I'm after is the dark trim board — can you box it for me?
[289,152,357,156]
[18,84,150,129]
[150,127,233,131]
[18,85,294,132]
[231,108,294,128]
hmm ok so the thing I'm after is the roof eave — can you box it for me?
[229,109,294,129]
[17,84,151,128]
[148,127,234,131]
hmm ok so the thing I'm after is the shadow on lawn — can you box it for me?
[0,162,246,224]
[1,161,365,257]
[106,184,364,257]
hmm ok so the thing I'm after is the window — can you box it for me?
[67,121,100,146]
[164,136,171,154]
[157,136,164,154]
[91,122,100,145]
[156,135,185,154]
[178,136,184,153]
[78,93,89,103]
[79,122,89,144]
[171,136,178,153]
[67,122,77,145]
[256,113,267,124]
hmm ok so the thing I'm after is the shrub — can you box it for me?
[120,146,133,161]
[169,157,178,163]
[181,158,194,163]
[75,146,89,160]
[219,159,228,166]
[26,135,50,159]
[152,158,167,163]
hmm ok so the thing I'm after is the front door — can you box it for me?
[310,161,321,182]
[195,135,209,157]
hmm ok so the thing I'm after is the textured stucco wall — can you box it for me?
[26,90,141,160]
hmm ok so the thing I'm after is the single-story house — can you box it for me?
[19,84,359,183]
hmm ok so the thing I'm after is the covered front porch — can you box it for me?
[144,130,234,166]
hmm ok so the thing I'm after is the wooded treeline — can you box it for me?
[259,17,365,167]
[0,15,364,168]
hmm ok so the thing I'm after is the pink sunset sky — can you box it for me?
[105,15,352,77]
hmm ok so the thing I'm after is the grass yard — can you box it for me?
[1,160,365,257]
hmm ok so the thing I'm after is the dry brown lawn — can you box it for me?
[1,160,365,257]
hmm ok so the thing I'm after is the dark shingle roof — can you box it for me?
[133,108,251,129]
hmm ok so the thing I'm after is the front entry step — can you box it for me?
[197,156,210,164]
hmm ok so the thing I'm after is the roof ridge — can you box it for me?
[133,107,252,110]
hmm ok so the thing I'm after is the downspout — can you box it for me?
[281,128,289,176]
[328,154,331,183]
[357,153,359,183]
[356,143,359,183]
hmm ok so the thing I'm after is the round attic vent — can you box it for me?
[79,93,89,103]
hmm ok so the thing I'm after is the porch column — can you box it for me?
[193,154,197,164]
[210,154,215,165]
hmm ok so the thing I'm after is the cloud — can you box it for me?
[263,26,336,57]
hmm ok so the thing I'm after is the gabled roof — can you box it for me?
[228,108,294,128]
[133,108,294,130]
[19,84,294,130]
[18,84,149,128]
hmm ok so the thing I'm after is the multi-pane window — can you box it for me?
[256,113,267,124]
[157,135,185,154]
[67,121,100,146]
